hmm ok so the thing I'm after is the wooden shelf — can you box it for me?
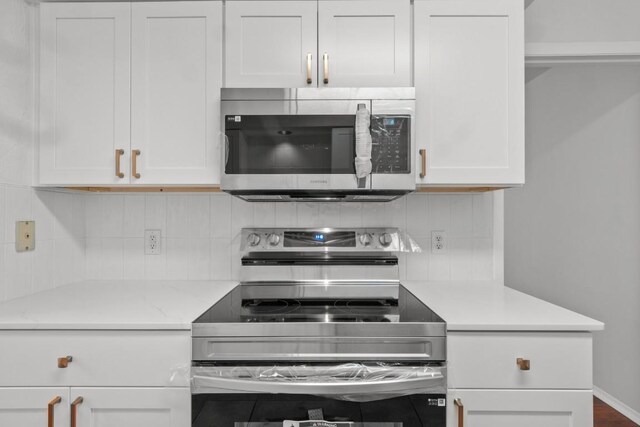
[526,42,640,66]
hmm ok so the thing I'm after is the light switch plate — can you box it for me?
[16,221,35,252]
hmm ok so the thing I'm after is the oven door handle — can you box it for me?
[192,371,445,395]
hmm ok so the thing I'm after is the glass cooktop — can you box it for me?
[194,283,444,325]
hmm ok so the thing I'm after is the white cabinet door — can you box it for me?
[131,2,223,185]
[415,0,524,186]
[318,0,411,87]
[0,388,69,427]
[39,3,131,185]
[72,388,190,427]
[225,1,318,88]
[447,390,593,427]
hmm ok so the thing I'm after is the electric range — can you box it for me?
[191,228,447,427]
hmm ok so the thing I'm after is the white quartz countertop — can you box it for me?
[0,280,603,332]
[403,281,604,332]
[0,280,237,330]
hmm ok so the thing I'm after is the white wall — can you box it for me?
[506,64,640,415]
[83,192,497,283]
[0,0,86,303]
[526,0,640,43]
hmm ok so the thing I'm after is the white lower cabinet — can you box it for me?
[447,332,594,427]
[72,387,190,427]
[0,331,191,427]
[447,390,593,427]
[0,388,70,427]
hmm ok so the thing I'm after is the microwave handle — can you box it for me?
[224,134,230,167]
[192,371,444,396]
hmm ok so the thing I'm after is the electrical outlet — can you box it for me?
[145,229,161,255]
[431,231,446,253]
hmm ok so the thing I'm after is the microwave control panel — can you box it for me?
[371,115,410,174]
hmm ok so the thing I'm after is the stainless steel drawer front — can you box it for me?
[192,336,446,362]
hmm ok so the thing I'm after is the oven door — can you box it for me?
[221,100,414,194]
[191,363,446,427]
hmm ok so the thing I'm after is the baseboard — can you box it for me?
[594,385,640,425]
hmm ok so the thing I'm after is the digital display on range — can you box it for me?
[284,231,356,247]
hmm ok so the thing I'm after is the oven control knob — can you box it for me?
[359,233,373,246]
[267,233,281,246]
[247,233,261,246]
[379,232,394,248]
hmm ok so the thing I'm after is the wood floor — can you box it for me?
[595,397,639,427]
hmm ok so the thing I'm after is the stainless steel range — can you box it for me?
[191,228,447,427]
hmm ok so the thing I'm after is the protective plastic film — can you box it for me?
[191,363,446,402]
[370,115,410,175]
[397,230,422,253]
[355,105,372,178]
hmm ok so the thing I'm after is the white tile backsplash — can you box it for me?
[82,192,497,282]
[123,195,145,238]
[0,185,86,303]
[0,184,498,303]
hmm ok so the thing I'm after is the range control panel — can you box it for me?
[241,228,402,252]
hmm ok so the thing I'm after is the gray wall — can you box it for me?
[506,64,640,412]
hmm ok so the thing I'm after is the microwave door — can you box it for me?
[222,108,370,192]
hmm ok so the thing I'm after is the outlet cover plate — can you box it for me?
[431,230,446,254]
[145,229,162,255]
[16,221,36,252]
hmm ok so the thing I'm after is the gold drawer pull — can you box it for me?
[454,398,464,427]
[48,396,62,427]
[517,357,531,370]
[71,396,84,427]
[57,356,73,368]
[115,149,125,178]
[419,149,427,179]
[132,149,141,179]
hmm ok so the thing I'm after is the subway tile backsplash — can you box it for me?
[0,188,497,303]
[0,184,85,302]
[83,192,496,283]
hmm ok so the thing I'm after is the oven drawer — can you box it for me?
[0,330,190,387]
[447,332,592,389]
[193,336,446,362]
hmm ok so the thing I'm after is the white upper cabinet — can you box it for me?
[414,0,525,186]
[38,2,223,186]
[318,0,411,87]
[39,3,131,185]
[225,1,318,88]
[131,1,223,185]
[224,0,411,88]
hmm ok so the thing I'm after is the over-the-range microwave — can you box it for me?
[221,88,416,202]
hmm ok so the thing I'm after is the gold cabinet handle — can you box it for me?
[454,398,464,427]
[48,396,62,427]
[419,149,427,179]
[71,396,84,427]
[517,357,531,370]
[306,53,313,84]
[57,355,73,369]
[115,149,125,178]
[323,53,329,84]
[132,149,141,179]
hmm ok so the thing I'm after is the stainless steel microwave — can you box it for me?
[221,88,416,202]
